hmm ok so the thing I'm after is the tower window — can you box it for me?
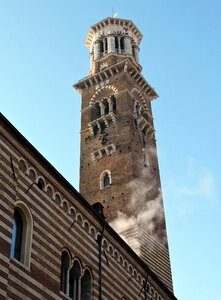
[120,37,125,52]
[100,121,106,133]
[100,40,104,56]
[112,96,116,113]
[103,98,109,115]
[91,102,101,121]
[132,45,136,59]
[99,38,108,57]
[115,36,119,52]
[100,170,111,189]
[105,38,108,53]
[103,173,110,187]
[10,202,33,267]
[93,124,99,136]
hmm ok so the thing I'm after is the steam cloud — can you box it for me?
[110,147,167,251]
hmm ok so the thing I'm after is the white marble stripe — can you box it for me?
[0,288,7,297]
[7,284,39,300]
[31,247,60,273]
[8,264,62,300]
[0,232,11,243]
[0,139,19,160]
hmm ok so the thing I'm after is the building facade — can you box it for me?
[0,17,177,300]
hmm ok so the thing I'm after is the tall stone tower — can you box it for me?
[74,17,173,291]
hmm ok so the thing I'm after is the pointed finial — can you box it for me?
[112,8,118,18]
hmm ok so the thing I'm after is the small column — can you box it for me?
[73,279,77,300]
[103,38,107,53]
[98,150,103,158]
[118,36,121,54]
[107,36,115,53]
[107,97,113,112]
[105,147,110,155]
[124,36,132,54]
[77,278,81,300]
[103,117,109,127]
[99,102,105,116]
[133,45,140,63]
[94,41,100,60]
[66,267,71,295]
[96,121,101,131]
[89,51,93,70]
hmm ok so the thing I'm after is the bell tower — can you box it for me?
[74,17,173,291]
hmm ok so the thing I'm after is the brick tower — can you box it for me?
[74,17,173,290]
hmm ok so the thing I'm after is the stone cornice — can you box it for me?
[86,17,143,49]
[73,59,158,100]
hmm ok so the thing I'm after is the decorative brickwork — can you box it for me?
[74,17,173,291]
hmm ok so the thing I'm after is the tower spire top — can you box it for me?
[112,8,118,18]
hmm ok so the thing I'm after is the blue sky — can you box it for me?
[1,1,220,299]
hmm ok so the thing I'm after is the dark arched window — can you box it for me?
[10,208,23,261]
[10,203,33,267]
[93,124,99,136]
[103,98,109,115]
[112,96,116,113]
[91,102,101,121]
[69,261,81,300]
[105,38,108,53]
[120,37,125,52]
[81,269,92,300]
[60,251,70,294]
[132,45,136,59]
[100,170,111,189]
[100,40,104,56]
[103,173,110,187]
[115,36,119,52]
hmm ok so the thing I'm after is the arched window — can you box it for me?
[115,36,119,52]
[81,269,92,300]
[103,174,110,187]
[91,102,101,121]
[100,170,111,189]
[99,38,108,57]
[69,261,81,300]
[103,98,109,115]
[92,124,99,136]
[112,96,116,113]
[10,202,33,267]
[60,250,71,294]
[120,37,125,52]
[132,44,137,59]
[105,38,108,53]
[10,208,23,261]
[100,40,104,56]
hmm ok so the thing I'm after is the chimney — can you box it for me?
[92,202,106,220]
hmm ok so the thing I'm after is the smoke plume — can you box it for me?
[110,147,167,250]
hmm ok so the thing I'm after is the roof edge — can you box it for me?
[86,17,143,49]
